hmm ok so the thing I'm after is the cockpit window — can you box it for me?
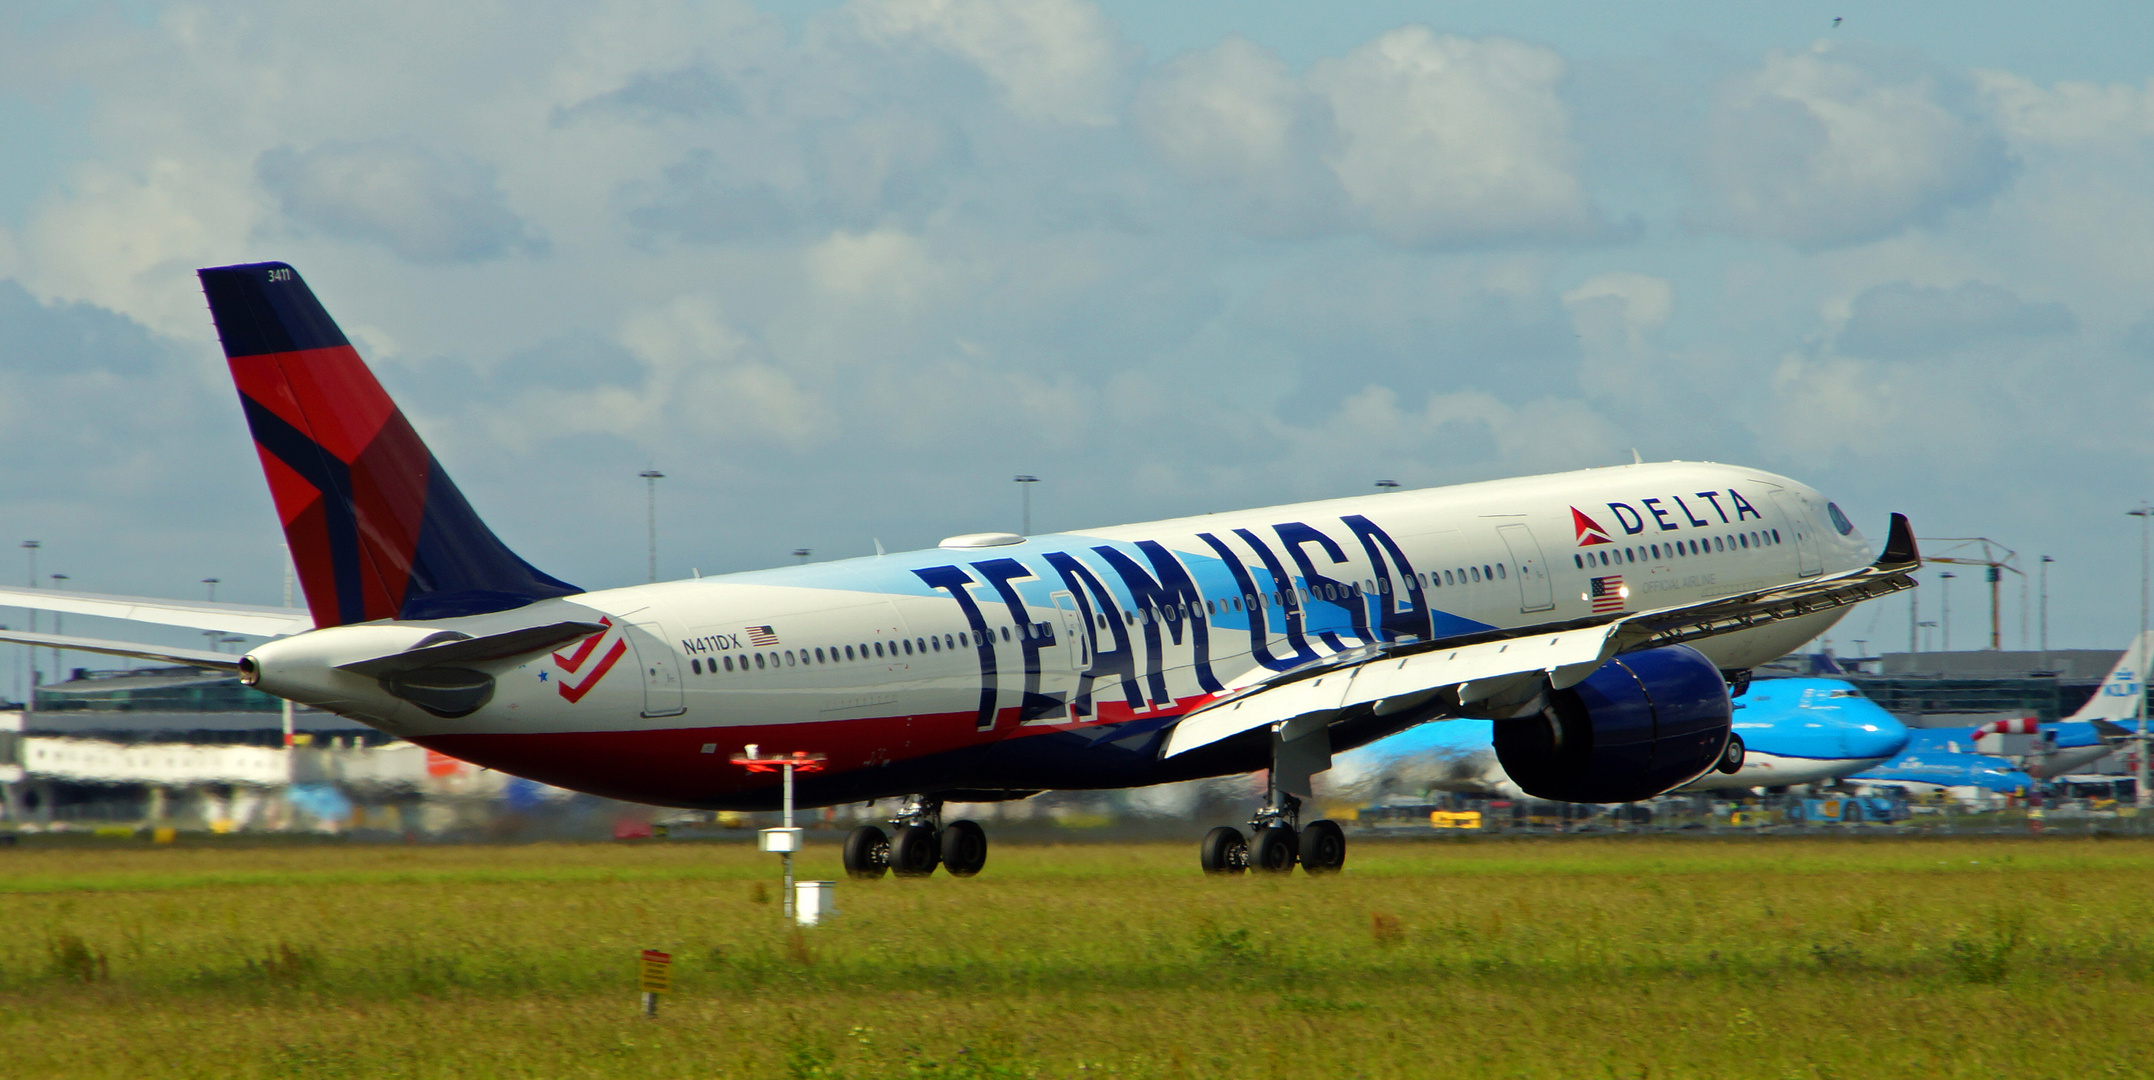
[1827,502,1855,536]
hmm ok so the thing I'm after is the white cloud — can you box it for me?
[1130,36,1341,236]
[1563,272,1680,405]
[1980,72,2154,148]
[1694,43,2012,248]
[1134,29,1598,246]
[19,156,262,338]
[1310,29,1596,247]
[850,0,1134,127]
[1835,280,2075,358]
[257,139,548,263]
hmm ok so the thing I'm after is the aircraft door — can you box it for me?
[1770,491,1825,578]
[1051,591,1088,671]
[1495,523,1556,613]
[624,618,686,718]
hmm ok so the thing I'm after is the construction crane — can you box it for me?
[1919,537,2024,650]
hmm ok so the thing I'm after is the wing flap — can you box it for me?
[0,585,311,637]
[0,629,241,672]
[1162,624,1618,758]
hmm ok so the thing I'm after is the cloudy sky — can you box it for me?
[5,0,2154,691]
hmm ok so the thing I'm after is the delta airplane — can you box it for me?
[0,263,1920,877]
[1328,677,1909,800]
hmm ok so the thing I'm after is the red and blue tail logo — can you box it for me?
[198,262,579,627]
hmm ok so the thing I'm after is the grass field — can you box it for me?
[4,835,2153,1079]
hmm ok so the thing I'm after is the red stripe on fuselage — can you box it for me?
[414,692,1222,808]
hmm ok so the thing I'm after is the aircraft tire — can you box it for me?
[1247,825,1297,874]
[1200,826,1247,875]
[940,820,988,877]
[843,824,890,880]
[1718,732,1746,774]
[1299,820,1346,875]
[890,823,942,877]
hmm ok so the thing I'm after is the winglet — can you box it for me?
[1875,513,1919,570]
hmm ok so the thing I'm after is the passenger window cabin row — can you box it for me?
[699,531,1787,677]
[688,621,1054,676]
[1570,528,1784,570]
[699,556,1535,678]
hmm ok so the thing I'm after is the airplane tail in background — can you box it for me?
[2065,631,2154,723]
[198,262,579,628]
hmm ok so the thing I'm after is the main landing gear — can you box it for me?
[842,795,989,880]
[1200,716,1347,877]
[1198,793,1348,876]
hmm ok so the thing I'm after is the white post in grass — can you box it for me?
[2132,504,2152,809]
[734,746,826,922]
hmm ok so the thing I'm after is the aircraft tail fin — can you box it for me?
[2064,630,2154,723]
[197,262,579,628]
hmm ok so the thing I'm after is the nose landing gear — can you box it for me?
[842,795,991,879]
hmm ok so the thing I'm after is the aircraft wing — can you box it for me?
[0,585,311,638]
[2090,718,2135,740]
[0,628,240,671]
[1162,513,1919,759]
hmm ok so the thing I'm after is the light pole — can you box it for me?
[1939,571,1956,652]
[2131,504,2151,807]
[201,578,222,656]
[48,574,66,685]
[639,469,665,583]
[1919,621,1938,653]
[1013,475,1040,536]
[21,541,39,703]
[2039,555,2054,671]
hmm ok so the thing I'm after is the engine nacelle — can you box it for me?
[1493,644,1733,803]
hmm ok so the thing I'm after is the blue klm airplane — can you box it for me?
[1848,632,2148,796]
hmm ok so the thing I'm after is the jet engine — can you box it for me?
[1492,644,1733,803]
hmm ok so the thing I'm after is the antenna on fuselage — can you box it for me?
[1631,448,1643,464]
[873,538,885,556]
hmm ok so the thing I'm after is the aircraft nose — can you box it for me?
[1841,715,1909,760]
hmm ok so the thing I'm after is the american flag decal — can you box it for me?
[745,625,779,647]
[1589,575,1627,613]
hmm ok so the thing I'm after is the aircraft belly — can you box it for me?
[1683,608,1848,672]
[414,708,1232,810]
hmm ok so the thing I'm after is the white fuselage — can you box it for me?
[246,461,1873,808]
